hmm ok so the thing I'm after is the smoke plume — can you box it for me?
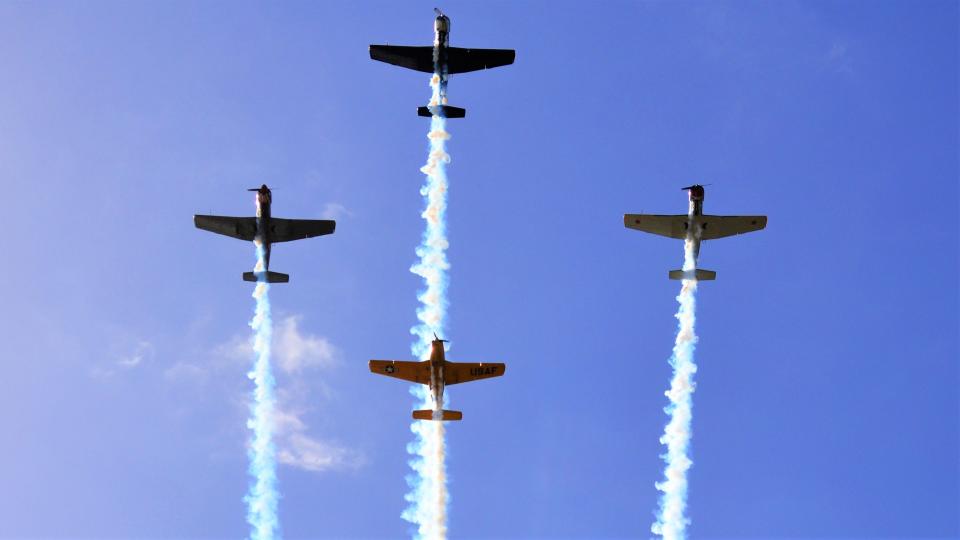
[403,74,451,540]
[652,205,701,540]
[244,210,280,539]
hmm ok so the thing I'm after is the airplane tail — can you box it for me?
[412,409,462,421]
[669,269,716,281]
[242,271,290,284]
[418,105,465,119]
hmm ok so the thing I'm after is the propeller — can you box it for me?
[434,7,444,16]
[681,183,711,191]
[433,333,449,343]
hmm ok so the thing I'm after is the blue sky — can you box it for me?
[0,1,956,538]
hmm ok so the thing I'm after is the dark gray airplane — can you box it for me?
[194,184,335,283]
[369,8,515,118]
[624,185,767,281]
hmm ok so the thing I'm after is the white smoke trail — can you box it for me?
[652,205,700,540]
[244,214,280,539]
[402,73,451,540]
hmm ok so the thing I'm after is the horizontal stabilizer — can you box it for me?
[412,409,462,422]
[242,271,289,284]
[418,105,466,118]
[669,269,716,281]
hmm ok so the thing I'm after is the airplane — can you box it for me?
[369,335,505,421]
[194,184,336,283]
[369,8,515,119]
[623,184,767,281]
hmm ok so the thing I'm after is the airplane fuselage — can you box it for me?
[254,185,273,270]
[685,185,705,260]
[432,14,451,103]
[426,339,447,409]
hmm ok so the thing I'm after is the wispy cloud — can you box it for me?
[270,316,361,472]
[273,408,363,472]
[321,202,353,221]
[274,315,338,374]
[826,41,853,74]
[91,338,156,379]
[178,316,338,375]
[161,333,245,382]
[164,314,361,473]
[117,340,155,368]
[163,361,208,383]
[213,333,250,365]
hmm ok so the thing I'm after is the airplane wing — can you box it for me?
[623,214,767,240]
[369,360,431,384]
[194,215,257,241]
[623,214,687,239]
[446,47,515,74]
[268,218,336,243]
[369,45,434,73]
[698,215,767,240]
[443,361,506,385]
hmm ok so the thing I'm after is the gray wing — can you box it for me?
[369,45,434,73]
[194,215,257,241]
[699,215,767,240]
[446,47,515,74]
[269,218,336,243]
[623,214,688,239]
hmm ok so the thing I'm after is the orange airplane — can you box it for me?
[370,335,505,421]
